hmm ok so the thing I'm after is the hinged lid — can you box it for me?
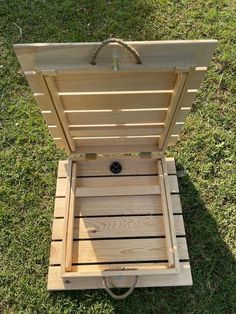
[14,39,217,154]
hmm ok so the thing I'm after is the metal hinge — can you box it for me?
[85,153,97,160]
[139,152,152,159]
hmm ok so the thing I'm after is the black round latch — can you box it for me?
[110,161,122,174]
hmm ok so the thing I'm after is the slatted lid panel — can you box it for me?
[14,40,217,153]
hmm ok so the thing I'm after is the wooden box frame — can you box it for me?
[14,39,217,295]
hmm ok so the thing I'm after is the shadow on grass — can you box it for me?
[49,163,235,313]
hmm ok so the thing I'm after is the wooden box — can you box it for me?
[14,39,217,298]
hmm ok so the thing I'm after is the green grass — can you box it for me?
[0,0,235,313]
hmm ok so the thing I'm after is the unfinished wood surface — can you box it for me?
[14,40,217,72]
[64,162,77,272]
[52,215,185,240]
[26,74,71,152]
[157,160,175,267]
[158,159,179,269]
[60,159,72,275]
[57,157,177,178]
[54,72,177,92]
[14,40,217,153]
[73,137,160,147]
[76,185,160,197]
[77,175,159,187]
[48,262,192,290]
[56,175,179,197]
[50,238,188,265]
[65,110,167,125]
[55,175,178,197]
[54,194,182,218]
[44,76,75,151]
[60,92,172,110]
[69,126,165,137]
[48,157,191,289]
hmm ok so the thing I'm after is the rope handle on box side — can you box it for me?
[103,276,138,300]
[90,38,142,65]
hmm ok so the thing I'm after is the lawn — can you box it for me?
[0,1,235,313]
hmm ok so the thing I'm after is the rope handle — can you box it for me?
[103,276,138,300]
[90,38,142,65]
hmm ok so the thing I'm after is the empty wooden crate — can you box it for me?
[14,39,217,298]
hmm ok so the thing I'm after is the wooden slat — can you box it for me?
[14,40,217,73]
[60,159,72,274]
[57,157,177,178]
[44,76,75,151]
[52,215,185,240]
[54,72,176,92]
[35,90,197,112]
[48,262,192,290]
[15,41,216,153]
[77,175,158,187]
[65,110,167,125]
[158,160,175,267]
[76,185,160,197]
[69,124,182,138]
[61,262,177,277]
[159,158,179,269]
[54,194,182,218]
[159,71,188,150]
[69,126,165,137]
[25,75,71,152]
[50,238,188,265]
[61,92,171,110]
[74,137,159,147]
[75,144,161,153]
[64,162,77,272]
[55,175,178,197]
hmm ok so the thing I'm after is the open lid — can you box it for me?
[14,39,217,154]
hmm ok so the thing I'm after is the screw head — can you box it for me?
[110,161,122,174]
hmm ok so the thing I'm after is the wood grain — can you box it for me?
[54,194,182,218]
[50,238,188,265]
[52,215,185,240]
[47,262,192,290]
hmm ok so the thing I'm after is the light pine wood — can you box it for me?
[14,40,217,72]
[158,158,180,270]
[26,74,71,152]
[54,72,176,92]
[50,238,188,265]
[57,157,177,178]
[52,215,185,240]
[157,160,175,267]
[69,126,165,137]
[14,40,217,153]
[159,71,188,150]
[60,159,72,275]
[44,76,75,151]
[13,39,217,291]
[64,162,77,272]
[61,92,171,110]
[76,185,160,197]
[47,157,191,289]
[77,175,159,187]
[55,175,178,197]
[73,137,160,148]
[56,158,181,279]
[65,110,167,125]
[48,262,192,290]
[61,264,178,278]
[53,194,182,218]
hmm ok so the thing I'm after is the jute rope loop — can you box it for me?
[103,276,138,300]
[90,38,142,65]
